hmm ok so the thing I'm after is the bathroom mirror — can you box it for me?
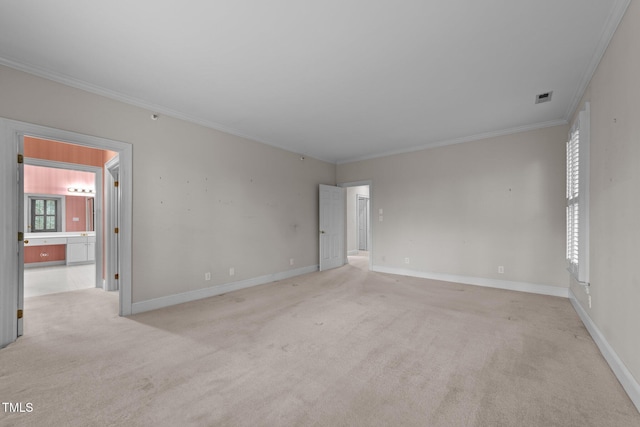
[25,194,95,233]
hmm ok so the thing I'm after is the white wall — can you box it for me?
[570,0,640,390]
[337,124,568,289]
[346,185,369,254]
[0,65,336,305]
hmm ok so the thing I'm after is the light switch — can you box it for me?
[379,215,383,222]
[72,217,80,222]
[379,209,383,215]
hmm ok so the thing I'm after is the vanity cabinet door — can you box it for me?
[66,236,96,264]
[87,236,96,262]
[66,241,88,263]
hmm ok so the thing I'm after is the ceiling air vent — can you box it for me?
[535,91,553,104]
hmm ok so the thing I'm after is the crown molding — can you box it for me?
[0,56,334,164]
[337,119,568,165]
[564,0,632,122]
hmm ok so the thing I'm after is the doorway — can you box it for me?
[341,181,372,271]
[357,195,370,252]
[0,118,133,348]
[23,157,102,297]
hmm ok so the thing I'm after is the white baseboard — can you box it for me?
[569,290,640,413]
[371,266,570,298]
[131,265,318,315]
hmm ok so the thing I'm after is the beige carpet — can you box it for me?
[1,255,639,427]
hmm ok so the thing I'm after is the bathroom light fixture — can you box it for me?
[68,187,95,195]
[151,114,159,120]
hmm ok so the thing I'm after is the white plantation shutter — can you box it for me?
[566,103,590,283]
[566,127,579,265]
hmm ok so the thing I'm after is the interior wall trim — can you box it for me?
[0,59,333,164]
[569,290,640,413]
[336,119,568,165]
[131,265,319,315]
[563,0,632,121]
[372,265,570,298]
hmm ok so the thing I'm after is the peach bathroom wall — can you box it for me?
[24,136,106,167]
[104,149,118,164]
[65,195,87,232]
[24,165,95,195]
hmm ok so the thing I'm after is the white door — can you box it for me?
[17,139,24,338]
[358,196,369,251]
[0,127,21,347]
[319,184,345,271]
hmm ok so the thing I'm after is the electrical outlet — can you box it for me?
[290,258,294,266]
[229,267,235,276]
[205,272,211,281]
[498,266,504,274]
[404,257,410,264]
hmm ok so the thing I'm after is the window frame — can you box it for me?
[27,195,64,233]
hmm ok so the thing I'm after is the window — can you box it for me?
[566,102,590,283]
[30,198,59,232]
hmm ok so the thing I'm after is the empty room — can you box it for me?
[1,1,639,426]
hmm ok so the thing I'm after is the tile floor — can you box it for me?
[24,264,97,298]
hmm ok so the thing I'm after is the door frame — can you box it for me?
[339,180,373,271]
[0,118,133,348]
[105,155,120,292]
[356,194,370,251]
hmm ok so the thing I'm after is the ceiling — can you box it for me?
[0,1,630,163]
